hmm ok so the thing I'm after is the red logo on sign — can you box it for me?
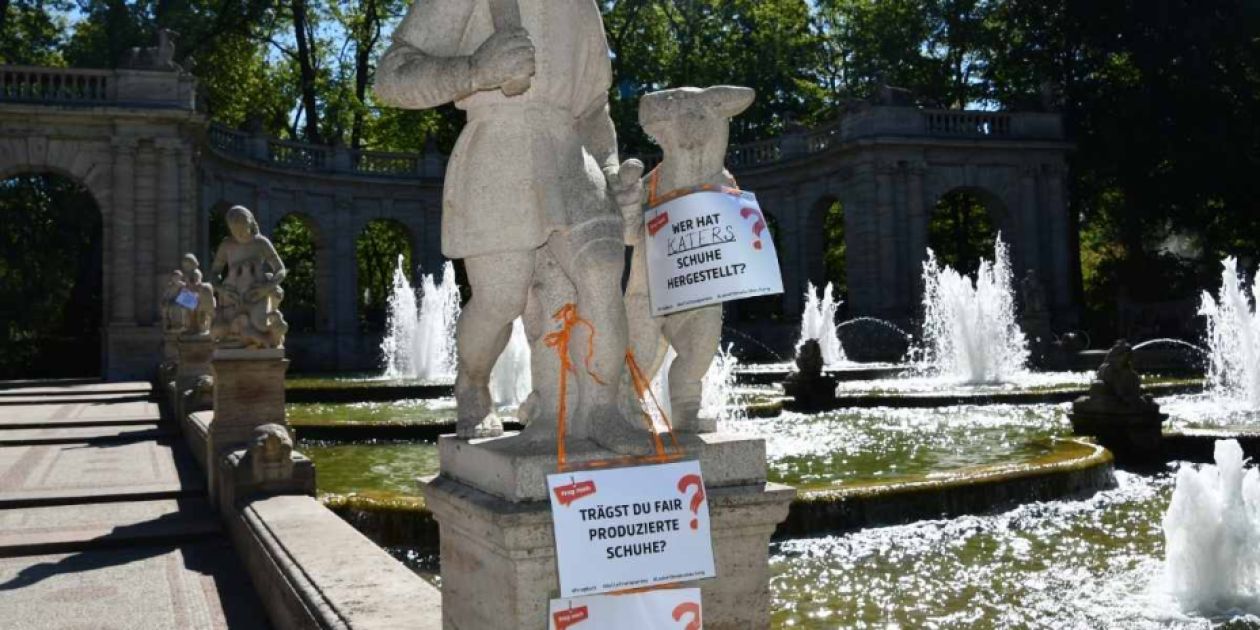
[648,212,670,237]
[553,605,589,630]
[552,479,597,507]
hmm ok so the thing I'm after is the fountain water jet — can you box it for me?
[1199,258,1260,409]
[798,282,847,367]
[380,257,461,382]
[917,236,1029,384]
[1161,439,1260,616]
[488,318,531,407]
[649,343,743,428]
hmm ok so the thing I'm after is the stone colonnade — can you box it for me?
[0,65,1075,376]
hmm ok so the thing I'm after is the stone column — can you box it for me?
[874,160,897,315]
[332,195,358,370]
[777,190,803,318]
[178,144,197,256]
[1044,164,1072,318]
[844,161,878,316]
[906,161,928,299]
[155,140,181,304]
[1019,165,1041,275]
[134,142,158,325]
[110,138,138,324]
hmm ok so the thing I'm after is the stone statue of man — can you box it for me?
[375,0,643,444]
[209,206,289,349]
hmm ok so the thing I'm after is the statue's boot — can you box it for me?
[454,374,504,439]
[588,403,663,456]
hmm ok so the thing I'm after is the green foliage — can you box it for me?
[273,214,319,332]
[0,174,102,378]
[604,0,828,153]
[928,189,997,276]
[822,200,846,288]
[18,0,1260,340]
[356,219,410,330]
[0,0,71,65]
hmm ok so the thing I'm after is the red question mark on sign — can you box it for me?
[740,206,767,250]
[672,602,701,630]
[676,474,705,530]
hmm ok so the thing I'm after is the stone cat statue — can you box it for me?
[621,85,756,433]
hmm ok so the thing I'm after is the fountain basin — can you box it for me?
[735,362,909,385]
[769,471,1260,628]
[285,375,452,403]
[828,377,1201,409]
[778,438,1113,538]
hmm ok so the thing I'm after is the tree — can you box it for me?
[0,0,71,65]
[0,174,102,378]
[272,214,319,332]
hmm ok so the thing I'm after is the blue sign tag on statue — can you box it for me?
[175,288,199,310]
[643,187,784,316]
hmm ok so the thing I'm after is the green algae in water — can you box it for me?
[301,441,439,501]
[724,404,1073,491]
[301,403,1077,500]
[288,399,457,426]
[771,471,1260,629]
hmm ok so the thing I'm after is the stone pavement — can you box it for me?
[0,380,269,629]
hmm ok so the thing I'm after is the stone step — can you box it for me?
[0,393,152,406]
[0,540,270,629]
[0,424,172,446]
[0,497,220,558]
[0,400,162,428]
[0,440,204,509]
[0,377,103,390]
[0,381,152,397]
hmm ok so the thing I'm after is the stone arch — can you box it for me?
[804,194,848,291]
[355,218,414,330]
[0,138,114,218]
[0,170,106,377]
[271,212,330,333]
[926,185,1008,276]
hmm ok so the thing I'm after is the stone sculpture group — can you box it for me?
[374,0,752,449]
[163,205,288,350]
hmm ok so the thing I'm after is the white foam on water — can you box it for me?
[1159,439,1260,617]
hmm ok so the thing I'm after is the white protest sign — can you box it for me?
[644,188,784,316]
[175,289,199,310]
[547,460,714,597]
[548,588,702,630]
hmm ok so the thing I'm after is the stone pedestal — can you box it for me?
[424,432,794,629]
[175,334,215,417]
[783,375,839,412]
[210,348,289,449]
[208,348,289,501]
[1069,410,1167,468]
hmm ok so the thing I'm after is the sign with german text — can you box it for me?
[547,461,715,598]
[644,188,784,316]
[548,588,703,630]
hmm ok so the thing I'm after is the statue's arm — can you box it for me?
[261,238,288,285]
[210,244,228,284]
[579,99,620,173]
[373,0,479,109]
